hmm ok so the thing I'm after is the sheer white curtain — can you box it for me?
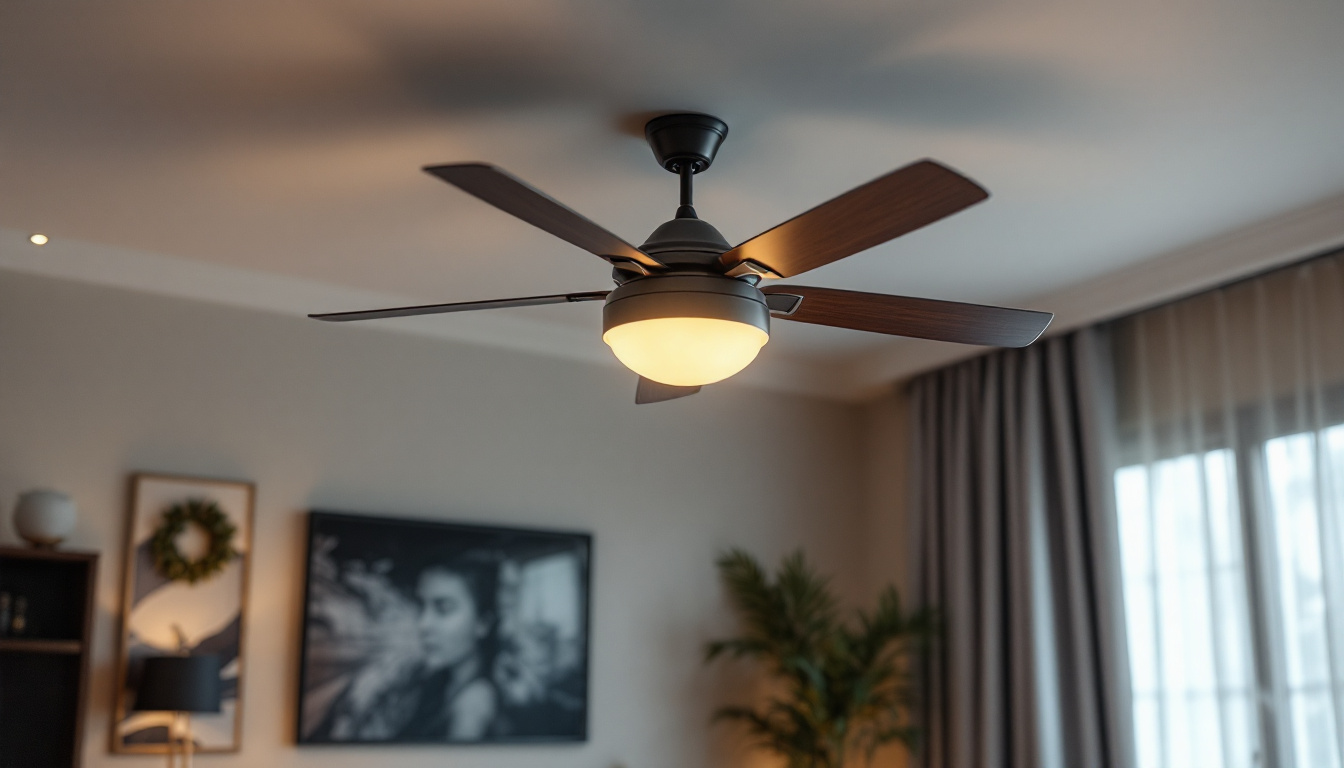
[1109,249,1344,768]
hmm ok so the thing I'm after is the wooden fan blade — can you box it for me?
[310,291,609,322]
[762,285,1052,347]
[635,377,701,404]
[424,163,664,271]
[719,160,988,278]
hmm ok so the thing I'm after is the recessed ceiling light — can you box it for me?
[29,233,49,246]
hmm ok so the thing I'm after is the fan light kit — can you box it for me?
[312,113,1053,403]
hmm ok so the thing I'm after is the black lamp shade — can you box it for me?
[134,655,223,713]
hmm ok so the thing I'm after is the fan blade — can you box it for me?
[310,291,609,322]
[635,377,701,404]
[424,163,664,271]
[762,285,1052,347]
[719,160,988,278]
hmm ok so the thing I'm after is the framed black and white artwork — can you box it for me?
[296,511,591,745]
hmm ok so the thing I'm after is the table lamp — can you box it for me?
[134,655,222,768]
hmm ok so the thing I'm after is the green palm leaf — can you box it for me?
[705,549,938,768]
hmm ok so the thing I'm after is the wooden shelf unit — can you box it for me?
[0,638,84,655]
[0,546,98,768]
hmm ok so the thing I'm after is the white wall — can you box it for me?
[860,390,916,603]
[0,270,871,768]
[855,390,918,768]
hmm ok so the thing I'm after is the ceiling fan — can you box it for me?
[311,113,1052,403]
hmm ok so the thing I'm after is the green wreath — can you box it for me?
[150,498,239,584]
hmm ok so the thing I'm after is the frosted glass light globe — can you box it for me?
[603,317,769,386]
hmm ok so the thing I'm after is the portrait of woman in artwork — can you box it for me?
[297,513,590,745]
[399,555,500,740]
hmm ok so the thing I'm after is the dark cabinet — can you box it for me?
[0,548,98,768]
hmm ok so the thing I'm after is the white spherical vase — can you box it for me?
[13,489,78,549]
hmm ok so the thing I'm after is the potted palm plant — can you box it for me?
[705,549,937,768]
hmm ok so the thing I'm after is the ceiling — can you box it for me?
[4,0,1344,398]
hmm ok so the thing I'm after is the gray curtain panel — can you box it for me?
[909,330,1134,768]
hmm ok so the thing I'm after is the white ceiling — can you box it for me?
[4,0,1344,399]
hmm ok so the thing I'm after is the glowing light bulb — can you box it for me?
[29,233,49,246]
[603,316,769,386]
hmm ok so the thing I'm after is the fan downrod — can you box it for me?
[645,113,728,220]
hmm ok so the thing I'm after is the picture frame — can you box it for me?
[110,473,255,754]
[296,511,592,745]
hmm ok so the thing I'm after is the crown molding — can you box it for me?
[9,189,1344,405]
[0,229,844,400]
[840,190,1344,399]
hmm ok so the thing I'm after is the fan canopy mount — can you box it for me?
[644,112,729,174]
[309,112,1054,403]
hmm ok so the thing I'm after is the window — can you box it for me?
[1115,423,1344,768]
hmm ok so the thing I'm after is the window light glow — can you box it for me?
[29,233,49,246]
[602,317,769,386]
